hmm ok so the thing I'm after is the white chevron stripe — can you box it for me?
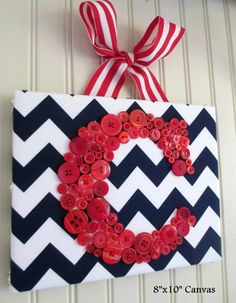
[199,247,221,264]
[82,263,114,283]
[126,212,156,234]
[32,269,68,291]
[11,218,84,270]
[165,251,190,270]
[12,169,60,218]
[13,120,69,167]
[106,167,219,211]
[186,207,221,248]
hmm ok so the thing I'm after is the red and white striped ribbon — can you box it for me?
[79,0,185,102]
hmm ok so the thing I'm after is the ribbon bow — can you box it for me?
[80,0,185,102]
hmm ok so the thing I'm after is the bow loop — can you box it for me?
[80,0,185,102]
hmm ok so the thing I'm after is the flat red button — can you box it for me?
[69,183,78,193]
[147,113,154,121]
[180,119,187,129]
[170,118,180,128]
[129,128,139,139]
[100,114,122,136]
[60,193,76,210]
[57,183,68,194]
[70,137,88,156]
[86,244,95,253]
[77,198,88,210]
[151,248,161,260]
[152,230,160,239]
[180,136,190,147]
[106,212,118,226]
[106,136,120,151]
[122,248,137,264]
[177,222,190,236]
[102,245,122,264]
[168,156,175,164]
[80,163,90,174]
[86,220,98,233]
[103,151,114,162]
[95,151,103,160]
[172,150,180,159]
[64,210,88,234]
[87,197,110,221]
[93,180,109,197]
[136,255,144,264]
[78,174,94,190]
[78,126,88,137]
[88,142,100,153]
[87,121,101,134]
[172,159,187,176]
[129,109,147,129]
[134,232,153,255]
[146,121,154,130]
[186,159,192,166]
[157,137,168,150]
[144,254,151,263]
[95,133,107,145]
[119,230,135,248]
[123,121,132,132]
[187,165,195,175]
[58,162,80,184]
[76,232,91,246]
[118,111,129,122]
[92,231,108,248]
[91,160,111,180]
[188,215,197,226]
[118,131,130,143]
[161,244,171,256]
[160,224,177,244]
[149,128,161,141]
[94,249,102,258]
[177,207,190,221]
[114,223,124,233]
[140,128,149,138]
[176,235,183,245]
[84,190,94,201]
[153,117,165,129]
[84,152,96,164]
[64,152,74,162]
[180,148,190,160]
[170,242,177,250]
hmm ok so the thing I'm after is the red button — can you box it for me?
[69,183,79,193]
[84,190,94,201]
[136,255,144,264]
[168,156,175,164]
[87,197,110,221]
[57,183,68,194]
[176,235,183,245]
[77,199,88,210]
[80,163,90,174]
[58,162,80,184]
[100,114,122,136]
[119,230,135,248]
[186,159,192,166]
[106,212,118,226]
[118,111,129,122]
[118,131,130,143]
[102,245,122,264]
[165,122,171,129]
[86,244,95,253]
[123,121,132,132]
[94,249,102,258]
[134,232,153,255]
[180,136,190,147]
[188,215,197,226]
[91,160,111,180]
[152,230,160,239]
[172,150,180,159]
[147,113,154,121]
[76,232,91,246]
[149,128,161,141]
[161,244,170,256]
[78,174,94,190]
[95,133,107,146]
[60,193,76,210]
[177,222,190,236]
[88,142,100,153]
[129,109,147,129]
[84,152,96,164]
[160,224,177,244]
[151,248,161,260]
[64,152,74,162]
[70,137,88,156]
[103,151,114,162]
[87,121,101,134]
[75,156,84,166]
[187,165,195,175]
[146,121,154,130]
[140,128,149,138]
[106,136,120,151]
[95,151,103,160]
[164,148,172,158]
[64,210,88,234]
[170,217,179,226]
[86,220,98,232]
[78,126,88,137]
[92,231,108,248]
[180,119,187,129]
[144,254,151,263]
[129,128,140,139]
[114,223,124,234]
[172,159,187,176]
[170,118,180,128]
[153,117,165,129]
[182,129,189,136]
[122,248,137,264]
[93,180,109,197]
[161,128,169,137]
[157,137,168,150]
[177,207,190,221]
[175,128,183,135]
[170,242,177,250]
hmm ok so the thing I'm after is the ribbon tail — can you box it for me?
[84,58,128,98]
[128,65,168,102]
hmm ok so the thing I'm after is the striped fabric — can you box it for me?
[79,0,185,101]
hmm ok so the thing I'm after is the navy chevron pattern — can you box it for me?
[11,91,221,292]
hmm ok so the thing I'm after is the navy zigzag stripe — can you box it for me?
[13,145,218,191]
[11,229,221,292]
[12,187,219,243]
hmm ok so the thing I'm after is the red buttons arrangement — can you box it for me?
[57,110,197,265]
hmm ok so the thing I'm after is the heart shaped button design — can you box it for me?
[57,110,196,265]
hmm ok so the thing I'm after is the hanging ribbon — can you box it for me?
[79,0,185,102]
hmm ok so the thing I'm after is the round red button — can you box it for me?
[153,117,165,129]
[64,210,88,234]
[122,248,137,264]
[161,244,171,256]
[181,148,190,160]
[118,131,130,144]
[76,232,91,246]
[80,163,90,175]
[100,114,122,136]
[160,224,177,244]
[92,231,108,248]
[134,232,153,255]
[129,109,147,129]
[188,215,197,226]
[87,197,110,221]
[58,162,80,184]
[114,223,124,234]
[172,159,187,176]
[78,174,94,191]
[91,160,111,180]
[84,152,96,164]
[106,212,118,226]
[119,229,135,248]
[70,137,88,156]
[60,193,76,210]
[87,121,101,134]
[93,180,109,197]
[118,111,129,122]
[149,128,161,141]
[57,183,68,194]
[102,245,122,264]
[170,118,180,128]
[176,207,190,221]
[177,222,190,236]
[151,248,161,260]
[129,128,139,139]
[106,136,120,151]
